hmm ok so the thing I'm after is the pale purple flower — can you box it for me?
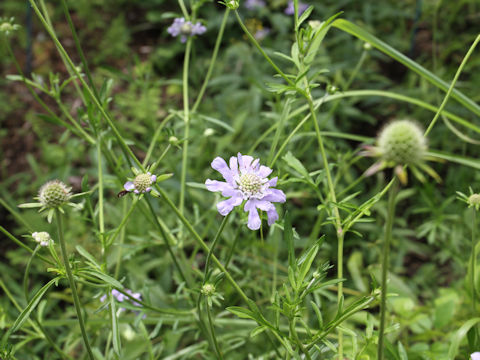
[205,153,286,230]
[245,0,266,10]
[167,17,207,43]
[284,1,308,15]
[124,173,157,194]
[101,289,143,311]
[254,27,270,41]
[472,353,480,360]
[32,231,53,247]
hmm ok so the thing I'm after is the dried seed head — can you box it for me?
[38,180,72,208]
[378,120,426,166]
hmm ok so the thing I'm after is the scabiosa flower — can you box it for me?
[245,0,266,10]
[360,120,440,185]
[101,289,143,314]
[32,232,53,247]
[284,1,309,15]
[167,17,206,43]
[0,17,20,37]
[472,353,480,360]
[19,179,79,223]
[457,188,480,211]
[124,173,157,194]
[254,27,271,41]
[205,153,286,230]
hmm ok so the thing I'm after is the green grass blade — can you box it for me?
[331,19,480,117]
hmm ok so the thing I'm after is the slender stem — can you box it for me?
[179,39,192,216]
[424,34,480,136]
[290,318,312,360]
[377,178,398,360]
[55,209,95,360]
[234,10,297,89]
[144,197,191,288]
[472,209,477,312]
[23,246,40,302]
[192,9,230,112]
[205,297,224,359]
[28,0,142,169]
[60,0,99,100]
[203,213,231,284]
[97,141,106,266]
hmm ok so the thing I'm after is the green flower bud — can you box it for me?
[201,283,215,296]
[38,180,72,208]
[378,120,426,166]
[468,194,480,210]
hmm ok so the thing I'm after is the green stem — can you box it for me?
[377,178,398,360]
[179,39,192,216]
[96,141,106,266]
[203,213,231,284]
[144,198,191,288]
[234,10,297,89]
[290,318,312,360]
[205,297,224,359]
[55,209,95,360]
[192,9,230,112]
[424,34,480,136]
[472,209,477,312]
[23,246,40,302]
[28,0,142,169]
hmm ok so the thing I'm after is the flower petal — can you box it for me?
[268,176,278,187]
[238,153,254,173]
[124,181,135,191]
[229,156,239,179]
[217,195,242,216]
[244,199,262,230]
[211,157,234,184]
[257,165,272,178]
[266,208,279,226]
[205,179,231,193]
[151,175,157,183]
[263,188,286,203]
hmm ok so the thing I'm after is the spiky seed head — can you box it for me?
[469,194,480,208]
[38,180,72,208]
[133,173,153,193]
[201,283,216,296]
[378,120,426,166]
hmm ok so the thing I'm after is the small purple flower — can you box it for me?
[284,1,308,16]
[167,17,207,43]
[472,353,480,360]
[254,27,270,41]
[205,153,286,230]
[101,289,143,312]
[245,0,266,10]
[124,173,157,194]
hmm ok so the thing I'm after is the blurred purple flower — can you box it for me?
[205,153,286,230]
[254,27,270,41]
[245,0,266,10]
[471,353,480,360]
[101,289,142,311]
[284,1,308,15]
[167,17,206,43]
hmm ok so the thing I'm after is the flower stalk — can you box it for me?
[377,178,398,360]
[55,209,95,360]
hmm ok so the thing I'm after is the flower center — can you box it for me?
[180,23,192,35]
[238,173,263,196]
[134,174,152,192]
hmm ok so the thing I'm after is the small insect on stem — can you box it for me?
[117,190,129,198]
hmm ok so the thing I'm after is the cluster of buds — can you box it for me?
[0,17,20,37]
